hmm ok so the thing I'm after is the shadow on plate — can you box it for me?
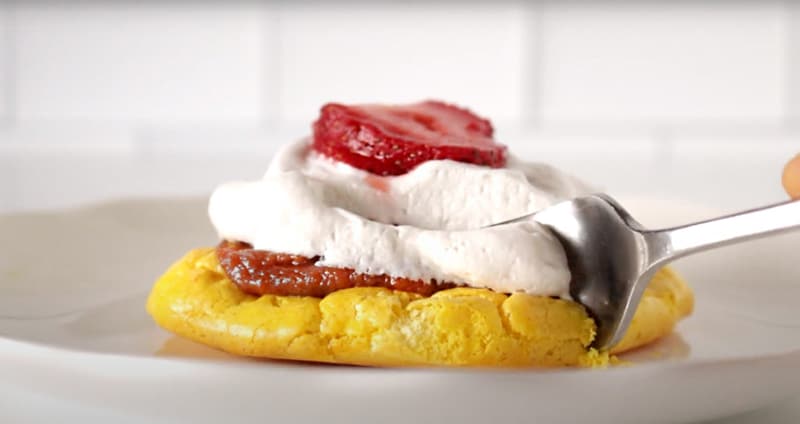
[156,336,367,368]
[619,332,691,363]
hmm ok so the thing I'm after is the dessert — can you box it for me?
[147,101,693,367]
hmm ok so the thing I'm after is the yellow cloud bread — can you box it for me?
[147,248,693,367]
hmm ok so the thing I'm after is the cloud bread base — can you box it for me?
[147,248,693,367]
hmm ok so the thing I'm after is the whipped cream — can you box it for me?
[208,139,593,297]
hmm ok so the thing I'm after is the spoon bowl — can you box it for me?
[533,194,653,350]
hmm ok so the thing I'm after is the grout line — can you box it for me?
[521,2,544,131]
[1,2,17,130]
[261,3,283,130]
[531,118,797,137]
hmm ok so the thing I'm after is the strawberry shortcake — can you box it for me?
[147,101,693,367]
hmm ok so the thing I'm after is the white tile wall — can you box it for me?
[539,2,788,124]
[276,3,527,126]
[789,3,800,124]
[14,3,269,124]
[668,137,797,205]
[0,1,796,214]
[0,4,9,122]
[0,1,794,151]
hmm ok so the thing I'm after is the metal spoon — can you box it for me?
[492,194,800,350]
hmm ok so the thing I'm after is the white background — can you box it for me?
[0,1,797,212]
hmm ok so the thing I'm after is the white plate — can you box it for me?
[1,197,799,424]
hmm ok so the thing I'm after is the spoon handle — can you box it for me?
[645,199,800,267]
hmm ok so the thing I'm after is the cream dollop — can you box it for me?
[208,138,593,297]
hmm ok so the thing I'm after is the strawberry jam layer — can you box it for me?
[217,240,460,297]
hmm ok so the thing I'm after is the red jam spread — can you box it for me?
[217,240,460,297]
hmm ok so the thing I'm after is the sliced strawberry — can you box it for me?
[311,101,507,176]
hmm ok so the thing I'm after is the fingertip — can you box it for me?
[783,154,800,199]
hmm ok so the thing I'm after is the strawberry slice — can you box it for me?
[311,101,507,176]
